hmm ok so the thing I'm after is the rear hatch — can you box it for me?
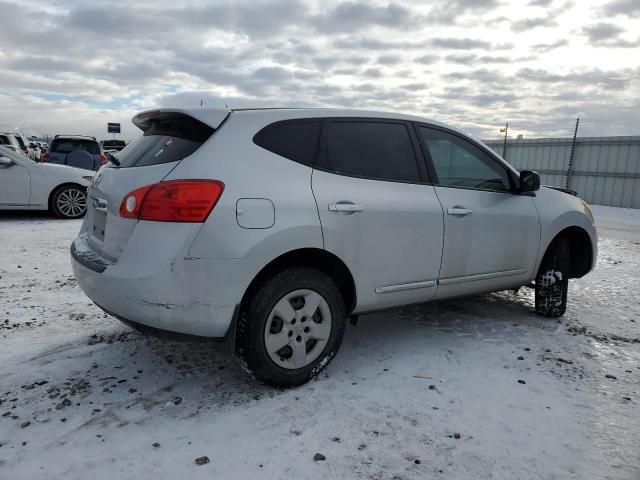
[83,109,229,263]
[48,138,101,169]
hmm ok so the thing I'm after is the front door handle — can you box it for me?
[447,207,472,216]
[328,203,363,213]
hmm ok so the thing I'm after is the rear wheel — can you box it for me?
[51,185,87,219]
[535,237,570,317]
[235,267,346,387]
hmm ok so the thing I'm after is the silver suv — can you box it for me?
[71,108,597,386]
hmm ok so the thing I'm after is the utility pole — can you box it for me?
[565,118,580,189]
[500,122,509,159]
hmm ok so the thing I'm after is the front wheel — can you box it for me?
[51,185,87,219]
[535,238,570,317]
[235,267,346,387]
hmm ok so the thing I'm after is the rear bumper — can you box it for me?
[70,234,260,337]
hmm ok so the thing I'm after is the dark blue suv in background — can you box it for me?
[43,135,106,171]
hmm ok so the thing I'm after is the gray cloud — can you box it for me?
[414,54,439,65]
[445,54,477,65]
[532,39,569,52]
[312,2,419,33]
[511,16,558,31]
[377,54,401,65]
[582,22,625,42]
[0,0,638,140]
[602,0,640,17]
[427,0,503,24]
[431,38,492,50]
[582,22,640,47]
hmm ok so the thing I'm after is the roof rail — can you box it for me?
[54,134,97,140]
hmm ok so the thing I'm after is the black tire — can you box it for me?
[51,185,87,219]
[535,237,570,317]
[235,267,347,387]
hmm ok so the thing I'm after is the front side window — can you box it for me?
[253,120,320,167]
[322,121,420,182]
[417,126,511,191]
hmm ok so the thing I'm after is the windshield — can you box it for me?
[0,145,33,163]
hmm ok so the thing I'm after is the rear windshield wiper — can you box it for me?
[106,153,120,166]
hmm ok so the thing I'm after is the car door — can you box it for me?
[312,119,444,313]
[0,150,30,206]
[414,124,540,299]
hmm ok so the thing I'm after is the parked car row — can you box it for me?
[0,132,34,158]
[0,133,129,218]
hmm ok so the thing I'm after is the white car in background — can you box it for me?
[0,132,25,154]
[0,145,94,218]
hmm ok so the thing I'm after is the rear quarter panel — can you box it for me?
[167,112,324,302]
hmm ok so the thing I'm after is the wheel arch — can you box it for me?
[538,226,594,279]
[239,247,357,316]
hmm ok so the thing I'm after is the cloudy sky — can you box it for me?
[0,0,638,141]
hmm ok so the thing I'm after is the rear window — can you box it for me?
[14,136,26,148]
[253,120,321,166]
[115,115,214,168]
[51,139,100,155]
[102,140,126,148]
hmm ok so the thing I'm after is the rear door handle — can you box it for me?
[328,203,363,213]
[447,207,472,216]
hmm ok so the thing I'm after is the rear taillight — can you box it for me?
[100,154,108,165]
[119,185,152,219]
[42,151,49,162]
[119,180,224,223]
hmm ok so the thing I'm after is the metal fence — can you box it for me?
[483,136,640,208]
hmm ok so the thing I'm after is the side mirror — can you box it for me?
[519,170,540,193]
[0,156,14,167]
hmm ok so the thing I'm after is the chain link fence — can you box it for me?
[483,136,640,208]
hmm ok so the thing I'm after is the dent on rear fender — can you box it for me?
[135,298,214,310]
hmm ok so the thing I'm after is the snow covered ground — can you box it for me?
[0,207,638,480]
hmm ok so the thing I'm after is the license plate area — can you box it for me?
[88,195,108,243]
[92,209,107,242]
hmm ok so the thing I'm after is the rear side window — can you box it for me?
[253,120,320,166]
[14,136,26,148]
[116,114,214,168]
[51,139,100,155]
[320,121,420,182]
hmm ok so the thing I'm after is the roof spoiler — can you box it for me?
[132,108,231,132]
